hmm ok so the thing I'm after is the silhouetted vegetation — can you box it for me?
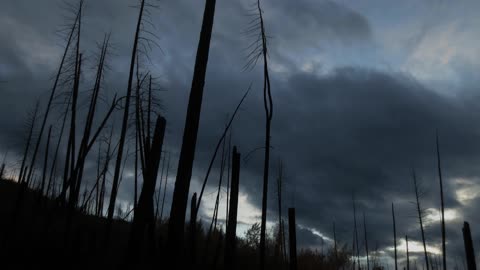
[1,0,475,269]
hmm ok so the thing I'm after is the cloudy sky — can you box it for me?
[2,0,480,268]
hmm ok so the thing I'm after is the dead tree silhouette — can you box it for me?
[363,212,370,270]
[190,86,251,266]
[39,125,52,197]
[18,101,40,184]
[406,235,410,270]
[106,0,145,245]
[463,221,477,270]
[46,95,71,198]
[24,0,83,187]
[246,1,274,268]
[392,203,398,270]
[289,208,297,270]
[224,146,240,270]
[412,168,429,270]
[59,3,83,205]
[159,152,171,221]
[436,131,447,270]
[127,116,166,265]
[166,0,217,267]
[352,195,360,270]
[276,161,287,265]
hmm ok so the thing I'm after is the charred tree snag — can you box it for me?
[288,208,297,270]
[224,146,240,270]
[166,0,217,266]
[106,0,146,243]
[127,116,166,265]
[463,222,477,270]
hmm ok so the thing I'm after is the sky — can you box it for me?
[2,0,480,268]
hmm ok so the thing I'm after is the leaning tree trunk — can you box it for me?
[18,101,39,184]
[106,0,145,244]
[60,14,83,204]
[39,126,52,197]
[413,169,429,270]
[69,35,109,208]
[159,152,171,221]
[166,0,217,267]
[127,116,166,265]
[24,1,81,187]
[0,163,5,180]
[46,95,71,198]
[195,85,250,213]
[188,192,198,268]
[97,127,114,217]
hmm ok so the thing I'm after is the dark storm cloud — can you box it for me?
[264,68,480,252]
[268,0,372,43]
[1,0,479,267]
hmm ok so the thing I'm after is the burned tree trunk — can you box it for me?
[0,153,7,181]
[65,46,81,205]
[413,169,429,270]
[353,196,360,269]
[60,23,83,204]
[134,125,139,210]
[190,89,251,266]
[159,152,170,221]
[127,116,166,265]
[167,0,217,265]
[406,235,410,270]
[39,125,52,196]
[188,192,198,268]
[69,35,110,208]
[62,52,82,247]
[288,208,297,270]
[463,222,476,270]
[393,203,398,270]
[0,163,5,179]
[224,146,240,270]
[46,96,71,198]
[334,222,338,267]
[225,132,232,223]
[195,85,250,213]
[436,131,447,270]
[25,0,82,187]
[281,219,287,264]
[276,161,285,264]
[256,0,274,267]
[97,127,114,217]
[18,101,40,184]
[364,212,369,270]
[206,130,228,247]
[106,0,146,239]
[64,57,117,244]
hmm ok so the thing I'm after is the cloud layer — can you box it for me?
[1,1,480,268]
